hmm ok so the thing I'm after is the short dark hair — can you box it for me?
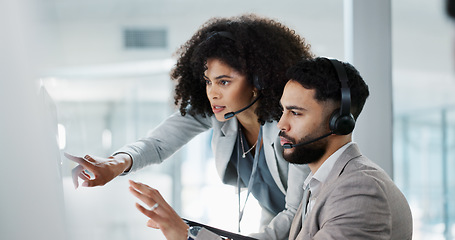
[286,57,369,120]
[170,14,313,124]
[447,0,455,19]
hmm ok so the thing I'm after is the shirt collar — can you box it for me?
[303,142,354,191]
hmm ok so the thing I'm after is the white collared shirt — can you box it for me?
[303,142,354,215]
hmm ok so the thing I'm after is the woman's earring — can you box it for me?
[253,91,257,98]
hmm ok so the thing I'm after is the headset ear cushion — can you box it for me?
[329,109,356,135]
[253,75,263,91]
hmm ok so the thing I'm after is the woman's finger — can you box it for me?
[65,152,90,166]
[71,165,85,189]
[83,155,97,163]
[65,152,99,174]
[78,170,91,181]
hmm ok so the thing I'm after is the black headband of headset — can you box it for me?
[327,58,351,118]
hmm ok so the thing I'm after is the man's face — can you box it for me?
[277,80,331,165]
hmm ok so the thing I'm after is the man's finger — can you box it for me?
[146,219,160,229]
[129,180,158,197]
[129,180,172,209]
[129,185,158,208]
[136,202,161,221]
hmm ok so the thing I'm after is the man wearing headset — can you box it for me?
[279,57,413,240]
[129,57,413,240]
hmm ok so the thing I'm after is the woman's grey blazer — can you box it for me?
[115,111,310,240]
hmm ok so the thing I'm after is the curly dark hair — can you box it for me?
[170,14,313,124]
[286,57,370,120]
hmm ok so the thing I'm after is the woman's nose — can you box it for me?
[207,85,220,99]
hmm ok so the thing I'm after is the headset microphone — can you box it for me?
[282,131,333,149]
[224,75,263,119]
[224,94,262,119]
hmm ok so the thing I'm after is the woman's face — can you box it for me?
[204,58,255,122]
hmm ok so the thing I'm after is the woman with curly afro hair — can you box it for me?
[69,14,313,240]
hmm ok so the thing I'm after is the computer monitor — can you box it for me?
[0,2,68,239]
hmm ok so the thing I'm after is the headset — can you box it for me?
[327,58,356,135]
[203,31,236,42]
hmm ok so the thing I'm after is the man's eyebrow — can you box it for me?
[279,102,305,111]
[286,105,305,111]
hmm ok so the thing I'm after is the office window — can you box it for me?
[392,1,455,239]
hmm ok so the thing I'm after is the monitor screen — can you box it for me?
[0,2,68,239]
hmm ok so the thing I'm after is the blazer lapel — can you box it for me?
[262,122,287,193]
[308,144,362,205]
[324,143,362,185]
[289,200,305,240]
[212,118,238,184]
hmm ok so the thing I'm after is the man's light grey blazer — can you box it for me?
[115,111,310,240]
[288,143,412,240]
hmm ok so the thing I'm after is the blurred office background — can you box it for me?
[2,0,455,239]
